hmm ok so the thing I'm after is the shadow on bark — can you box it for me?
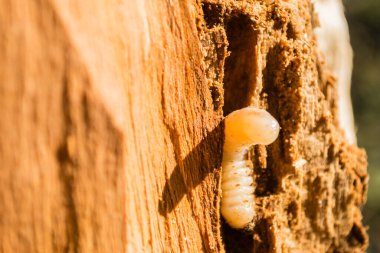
[158,123,224,216]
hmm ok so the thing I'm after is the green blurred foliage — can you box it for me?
[345,0,380,251]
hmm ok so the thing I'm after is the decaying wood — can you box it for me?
[314,0,356,144]
[0,0,368,252]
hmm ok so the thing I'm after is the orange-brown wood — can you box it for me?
[0,0,368,252]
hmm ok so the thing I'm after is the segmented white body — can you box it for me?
[221,107,280,229]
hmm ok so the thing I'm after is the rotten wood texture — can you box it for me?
[0,0,368,252]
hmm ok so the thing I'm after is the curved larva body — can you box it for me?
[221,107,280,229]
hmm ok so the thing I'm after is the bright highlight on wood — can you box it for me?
[221,107,280,229]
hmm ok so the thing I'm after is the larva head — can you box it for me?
[224,107,280,147]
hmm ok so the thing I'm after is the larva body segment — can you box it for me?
[221,107,280,229]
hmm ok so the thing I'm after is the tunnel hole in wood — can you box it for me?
[252,146,280,197]
[221,13,258,251]
[222,222,253,253]
[347,223,367,248]
[252,219,275,253]
[202,2,224,29]
[223,14,258,116]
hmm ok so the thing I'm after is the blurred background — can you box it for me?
[345,0,380,252]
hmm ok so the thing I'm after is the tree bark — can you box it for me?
[0,0,368,252]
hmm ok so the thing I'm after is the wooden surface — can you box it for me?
[0,0,368,252]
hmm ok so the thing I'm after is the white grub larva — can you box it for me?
[221,107,280,229]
